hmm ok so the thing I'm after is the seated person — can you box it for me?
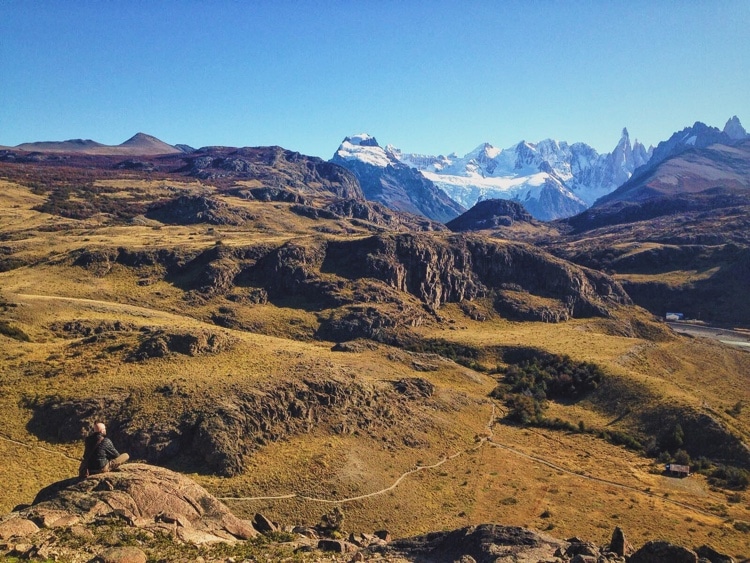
[79,421,129,477]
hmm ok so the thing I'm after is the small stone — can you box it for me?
[374,529,391,542]
[11,544,33,556]
[253,513,278,533]
[97,546,148,563]
[318,539,358,553]
[292,525,319,539]
[0,518,39,540]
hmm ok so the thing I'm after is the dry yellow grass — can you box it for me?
[1,177,749,557]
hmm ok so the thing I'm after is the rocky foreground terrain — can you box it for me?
[0,464,739,563]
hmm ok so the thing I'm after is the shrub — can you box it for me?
[319,507,345,534]
[709,465,750,490]
[727,401,744,417]
[506,394,543,425]
[673,449,691,466]
[501,352,604,402]
[0,320,31,342]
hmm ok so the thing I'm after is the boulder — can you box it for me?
[253,513,277,533]
[629,540,698,563]
[695,545,735,563]
[318,539,358,553]
[24,463,256,543]
[609,526,633,557]
[566,540,600,557]
[371,524,564,562]
[95,546,147,563]
[374,529,392,542]
[0,517,39,540]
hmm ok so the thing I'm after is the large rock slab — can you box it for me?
[629,540,698,563]
[371,523,565,563]
[19,463,256,542]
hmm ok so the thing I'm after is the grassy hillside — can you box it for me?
[1,165,749,556]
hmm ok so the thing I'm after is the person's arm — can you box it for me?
[101,438,121,460]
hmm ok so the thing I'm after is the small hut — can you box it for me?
[665,463,690,477]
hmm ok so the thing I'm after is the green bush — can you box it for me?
[673,449,691,466]
[709,465,750,490]
[501,352,604,401]
[506,394,543,425]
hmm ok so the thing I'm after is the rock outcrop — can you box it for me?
[447,198,537,231]
[70,232,630,332]
[26,375,442,476]
[628,540,698,563]
[371,524,566,562]
[185,145,363,199]
[146,194,256,226]
[3,464,256,545]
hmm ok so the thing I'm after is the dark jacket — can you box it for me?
[83,432,120,472]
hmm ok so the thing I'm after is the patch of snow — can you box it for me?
[336,140,390,168]
[346,133,377,146]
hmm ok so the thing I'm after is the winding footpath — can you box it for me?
[218,403,721,519]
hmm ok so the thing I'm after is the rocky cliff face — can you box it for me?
[26,375,440,476]
[320,234,630,320]
[69,232,630,333]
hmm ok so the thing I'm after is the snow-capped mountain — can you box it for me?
[394,130,652,221]
[331,117,745,223]
[331,134,465,223]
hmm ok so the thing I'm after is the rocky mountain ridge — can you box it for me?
[621,116,749,190]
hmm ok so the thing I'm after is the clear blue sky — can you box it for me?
[1,1,748,159]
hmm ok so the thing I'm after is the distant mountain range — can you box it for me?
[333,116,748,221]
[4,116,747,223]
[394,129,651,221]
[5,133,190,156]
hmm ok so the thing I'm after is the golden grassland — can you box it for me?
[1,178,749,556]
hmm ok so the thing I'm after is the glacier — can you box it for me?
[393,129,653,221]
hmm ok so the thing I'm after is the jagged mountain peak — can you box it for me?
[331,134,465,222]
[724,115,747,140]
[343,133,380,147]
[393,127,650,220]
[335,134,391,168]
[466,142,501,162]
